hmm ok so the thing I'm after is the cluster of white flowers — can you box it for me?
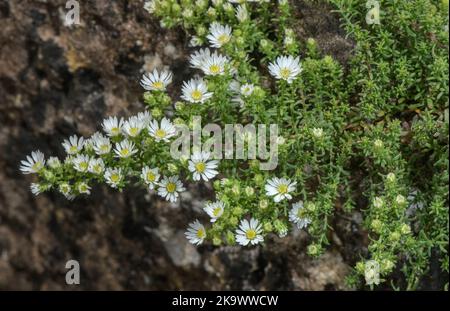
[364,260,381,286]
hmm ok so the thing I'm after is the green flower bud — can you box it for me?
[305,202,316,212]
[213,236,222,246]
[400,224,411,235]
[167,163,178,174]
[245,186,255,197]
[307,243,321,256]
[389,231,401,242]
[395,194,406,205]
[263,222,273,232]
[229,216,238,226]
[226,230,235,245]
[371,219,383,233]
[386,173,396,183]
[232,206,243,216]
[356,261,365,274]
[151,107,162,118]
[259,199,269,209]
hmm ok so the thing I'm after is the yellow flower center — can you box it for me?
[111,127,120,135]
[245,229,257,240]
[280,68,291,79]
[155,129,166,138]
[70,146,78,153]
[191,90,203,101]
[195,162,206,173]
[32,162,42,171]
[129,127,139,136]
[218,34,230,45]
[277,184,288,194]
[94,165,102,173]
[166,182,176,193]
[80,162,88,170]
[146,172,155,182]
[209,64,221,74]
[120,148,130,157]
[152,81,164,90]
[111,174,120,183]
[213,207,222,217]
[100,144,110,152]
[297,208,306,218]
[197,228,206,239]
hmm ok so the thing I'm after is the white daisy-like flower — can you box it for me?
[207,22,232,48]
[235,4,248,22]
[137,111,152,126]
[188,151,219,181]
[235,218,264,246]
[91,133,112,155]
[77,182,91,195]
[143,0,156,13]
[148,117,177,142]
[20,150,45,174]
[311,127,324,139]
[59,183,75,200]
[265,177,297,202]
[102,116,124,137]
[199,51,229,76]
[114,139,138,158]
[46,156,61,169]
[185,219,207,245]
[181,78,213,103]
[88,158,105,175]
[140,69,173,92]
[364,260,380,286]
[203,200,225,222]
[289,201,312,229]
[30,183,42,195]
[240,83,255,97]
[268,55,302,83]
[157,175,186,202]
[72,154,91,173]
[140,166,160,190]
[122,116,146,137]
[62,135,85,155]
[104,168,123,188]
[190,48,212,69]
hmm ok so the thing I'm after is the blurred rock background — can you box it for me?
[0,0,364,290]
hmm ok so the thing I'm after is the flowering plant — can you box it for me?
[21,0,448,290]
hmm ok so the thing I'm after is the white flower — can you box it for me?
[268,55,302,83]
[235,218,264,246]
[20,150,45,174]
[30,183,42,195]
[235,5,248,22]
[137,111,152,126]
[203,201,225,222]
[77,182,91,195]
[189,36,203,47]
[185,220,207,245]
[59,183,75,200]
[289,201,311,229]
[240,83,255,97]
[148,117,177,142]
[199,51,229,76]
[62,135,85,155]
[140,166,160,189]
[189,48,212,69]
[157,175,185,202]
[114,139,138,158]
[104,168,123,188]
[396,194,406,205]
[312,127,324,139]
[91,133,112,155]
[88,158,105,174]
[207,22,232,48]
[265,177,297,202]
[102,116,124,137]
[122,116,145,137]
[373,196,383,208]
[73,154,90,173]
[140,69,173,91]
[188,151,219,181]
[47,156,61,169]
[181,78,213,103]
[143,0,156,13]
[364,260,380,286]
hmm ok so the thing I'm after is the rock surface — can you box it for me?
[0,0,359,290]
